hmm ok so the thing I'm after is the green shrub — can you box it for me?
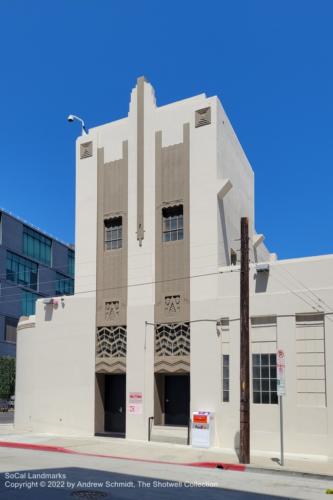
[0,357,15,399]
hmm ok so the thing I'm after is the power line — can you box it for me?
[0,238,229,282]
[0,268,241,307]
[277,266,333,314]
[269,269,333,323]
[1,265,333,323]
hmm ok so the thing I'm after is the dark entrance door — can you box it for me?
[105,374,126,436]
[165,375,189,426]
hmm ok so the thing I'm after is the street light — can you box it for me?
[67,114,88,135]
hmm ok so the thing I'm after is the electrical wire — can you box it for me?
[1,264,333,324]
[0,268,242,307]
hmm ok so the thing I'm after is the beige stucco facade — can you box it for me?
[15,78,333,461]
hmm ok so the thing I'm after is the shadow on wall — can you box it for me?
[218,198,230,266]
[43,299,66,322]
[234,430,240,461]
[254,272,269,293]
[44,305,53,322]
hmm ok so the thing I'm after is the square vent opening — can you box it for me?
[195,107,211,127]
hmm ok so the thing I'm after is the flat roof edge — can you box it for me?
[0,208,74,250]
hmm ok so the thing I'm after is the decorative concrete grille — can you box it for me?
[195,107,211,127]
[80,141,93,159]
[155,322,190,356]
[96,326,127,358]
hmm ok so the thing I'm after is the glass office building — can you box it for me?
[0,209,74,358]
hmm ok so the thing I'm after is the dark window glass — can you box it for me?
[253,379,260,391]
[23,227,52,265]
[6,251,38,290]
[271,392,278,404]
[253,354,261,366]
[252,353,278,405]
[55,272,74,296]
[253,392,261,404]
[222,354,230,402]
[230,249,237,266]
[104,217,122,250]
[5,317,18,343]
[162,205,184,242]
[262,392,269,404]
[262,379,269,391]
[270,379,277,392]
[261,354,269,365]
[68,249,75,277]
[22,291,40,316]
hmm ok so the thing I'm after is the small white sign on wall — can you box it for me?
[128,392,143,415]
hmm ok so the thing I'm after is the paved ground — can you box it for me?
[0,446,332,499]
[0,411,14,424]
[0,427,332,477]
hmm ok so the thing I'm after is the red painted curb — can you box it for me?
[0,441,71,454]
[188,462,246,471]
[0,440,245,472]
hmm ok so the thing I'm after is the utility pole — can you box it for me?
[239,217,250,464]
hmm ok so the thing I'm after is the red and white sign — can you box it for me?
[193,414,208,424]
[128,392,143,415]
[277,350,286,396]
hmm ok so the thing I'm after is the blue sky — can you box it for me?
[1,0,332,259]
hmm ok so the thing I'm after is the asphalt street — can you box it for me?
[0,446,331,499]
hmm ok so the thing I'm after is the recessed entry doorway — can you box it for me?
[154,373,190,426]
[95,373,126,437]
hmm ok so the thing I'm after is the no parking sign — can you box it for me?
[277,349,286,396]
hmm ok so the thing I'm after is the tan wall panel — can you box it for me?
[154,124,190,373]
[96,142,128,328]
[155,124,190,325]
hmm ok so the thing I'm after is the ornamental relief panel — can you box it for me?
[105,300,120,322]
[164,295,181,315]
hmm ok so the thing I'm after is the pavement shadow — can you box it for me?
[0,466,294,499]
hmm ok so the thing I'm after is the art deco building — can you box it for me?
[15,78,333,460]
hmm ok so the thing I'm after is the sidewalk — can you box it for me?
[0,424,332,477]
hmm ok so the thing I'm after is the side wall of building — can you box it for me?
[191,255,333,459]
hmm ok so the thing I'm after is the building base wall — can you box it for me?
[15,294,96,436]
[14,256,333,460]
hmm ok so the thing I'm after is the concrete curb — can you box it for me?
[0,441,245,471]
[245,464,333,481]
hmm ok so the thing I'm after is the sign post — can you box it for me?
[277,349,286,466]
